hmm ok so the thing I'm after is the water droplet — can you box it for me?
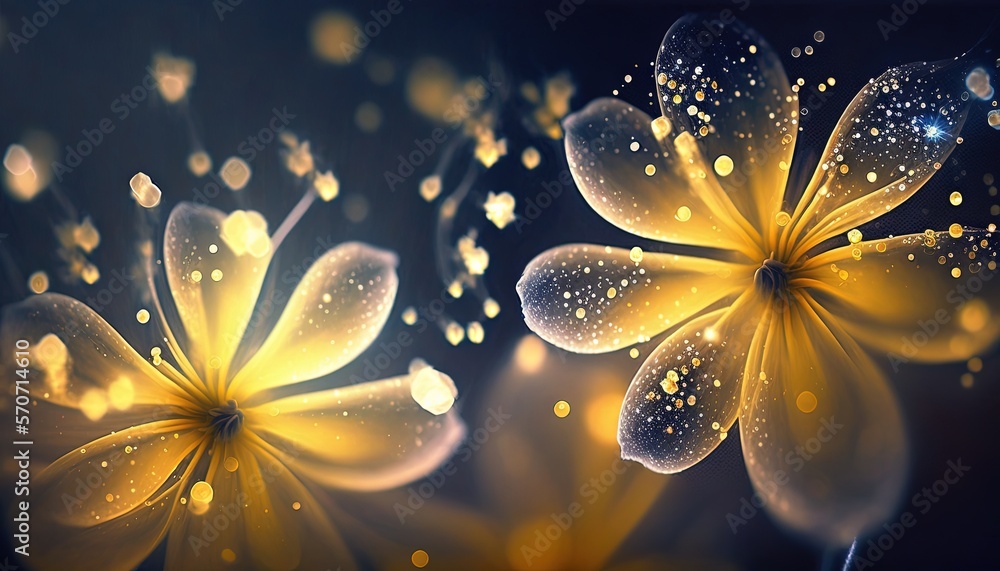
[713,154,734,177]
[796,391,818,413]
[190,270,202,283]
[949,224,964,238]
[629,348,639,359]
[644,164,656,176]
[224,457,239,472]
[629,141,640,152]
[575,307,586,319]
[548,399,572,420]
[813,30,825,42]
[775,211,791,227]
[847,229,863,244]
[191,481,214,504]
[629,246,643,263]
[791,47,801,58]
[291,501,302,511]
[674,206,692,222]
[412,549,430,568]
[950,191,963,206]
[866,171,878,183]
[951,267,962,278]
[211,269,223,282]
[136,309,150,324]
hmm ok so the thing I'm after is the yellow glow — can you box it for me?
[129,172,162,208]
[79,389,108,421]
[220,157,251,191]
[190,481,214,504]
[410,367,458,415]
[108,377,135,410]
[553,400,571,418]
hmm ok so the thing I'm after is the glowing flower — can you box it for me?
[3,202,465,570]
[518,15,999,544]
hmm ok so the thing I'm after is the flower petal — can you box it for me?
[164,439,355,571]
[656,14,797,236]
[517,244,751,354]
[785,56,975,256]
[0,292,199,411]
[739,292,907,545]
[30,487,180,571]
[564,97,763,258]
[797,229,1000,364]
[246,370,465,491]
[163,203,273,386]
[227,242,398,399]
[34,419,204,527]
[618,293,762,473]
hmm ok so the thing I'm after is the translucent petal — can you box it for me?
[517,244,751,354]
[33,420,203,527]
[30,484,180,571]
[163,203,273,385]
[246,372,465,491]
[564,97,763,258]
[0,293,198,410]
[797,229,1000,364]
[786,56,975,256]
[656,14,797,237]
[739,293,907,545]
[164,439,356,571]
[227,242,398,399]
[618,293,762,473]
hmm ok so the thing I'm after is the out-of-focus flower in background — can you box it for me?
[518,14,1000,545]
[336,335,736,571]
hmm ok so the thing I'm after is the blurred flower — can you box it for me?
[518,15,1000,545]
[334,336,734,570]
[2,202,465,570]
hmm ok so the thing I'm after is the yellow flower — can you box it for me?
[518,15,999,545]
[3,203,465,570]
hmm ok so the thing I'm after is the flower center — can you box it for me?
[207,399,244,441]
[754,258,789,300]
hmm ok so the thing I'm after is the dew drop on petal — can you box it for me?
[650,116,672,139]
[136,309,150,324]
[775,211,791,227]
[847,229,863,244]
[211,269,223,282]
[191,481,214,504]
[224,457,239,472]
[866,171,878,183]
[713,154,734,177]
[411,550,430,569]
[949,223,964,238]
[951,267,962,278]
[796,390,818,413]
[629,348,639,359]
[644,164,656,176]
[575,307,586,319]
[629,246,643,263]
[190,270,203,283]
[553,400,571,418]
[814,30,825,42]
[675,206,692,222]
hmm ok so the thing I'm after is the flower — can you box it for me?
[517,15,999,545]
[3,202,465,570]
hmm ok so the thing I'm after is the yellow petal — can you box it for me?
[618,293,762,472]
[786,56,975,257]
[247,371,465,491]
[797,229,1000,364]
[34,420,203,527]
[228,242,398,399]
[165,438,356,571]
[564,97,763,258]
[29,485,180,571]
[656,15,797,240]
[0,293,199,409]
[163,203,273,388]
[739,292,906,545]
[517,244,751,353]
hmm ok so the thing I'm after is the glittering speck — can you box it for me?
[949,191,963,206]
[553,400,571,418]
[136,309,150,324]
